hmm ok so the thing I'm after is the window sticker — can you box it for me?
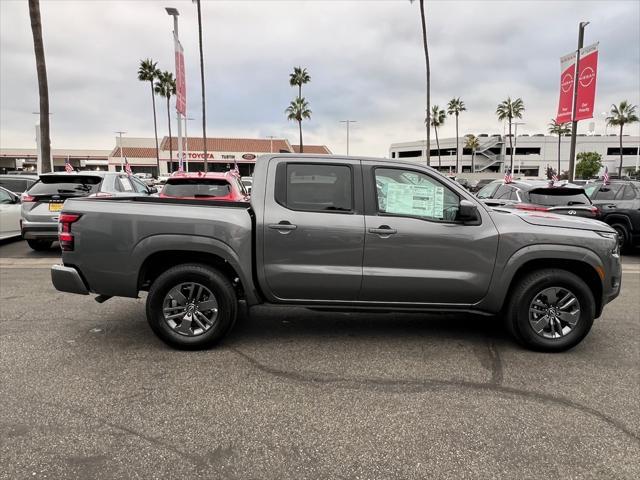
[383,182,444,218]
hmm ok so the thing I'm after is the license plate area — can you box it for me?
[49,202,64,212]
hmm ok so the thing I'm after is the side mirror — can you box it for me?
[147,187,158,194]
[458,199,480,223]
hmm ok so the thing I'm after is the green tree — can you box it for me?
[155,71,176,171]
[606,101,639,177]
[447,98,466,173]
[575,152,603,179]
[464,134,480,173]
[28,0,51,173]
[138,59,161,175]
[428,105,446,169]
[286,97,312,154]
[547,119,570,177]
[289,66,311,101]
[496,97,525,173]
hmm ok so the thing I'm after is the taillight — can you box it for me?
[58,213,81,251]
[21,193,35,202]
[590,206,600,216]
[515,203,550,212]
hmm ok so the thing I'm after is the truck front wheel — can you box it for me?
[505,268,595,352]
[146,264,237,349]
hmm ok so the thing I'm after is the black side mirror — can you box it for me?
[147,187,158,194]
[458,199,480,223]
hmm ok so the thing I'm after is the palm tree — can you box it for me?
[289,66,311,101]
[548,119,570,176]
[155,71,176,172]
[606,101,639,177]
[195,0,208,171]
[496,97,525,173]
[138,59,161,175]
[447,98,466,173]
[286,97,312,153]
[429,105,446,169]
[464,134,480,173]
[28,0,51,173]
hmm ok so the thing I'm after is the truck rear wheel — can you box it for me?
[505,268,595,352]
[26,239,53,251]
[146,263,237,349]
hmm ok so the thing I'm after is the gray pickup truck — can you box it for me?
[51,155,622,352]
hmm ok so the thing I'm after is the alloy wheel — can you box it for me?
[162,282,219,336]
[528,286,581,339]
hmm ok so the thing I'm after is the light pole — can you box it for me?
[340,120,357,156]
[184,117,194,172]
[166,7,184,173]
[568,21,590,182]
[513,122,525,174]
[266,135,277,153]
[193,0,208,171]
[115,131,126,172]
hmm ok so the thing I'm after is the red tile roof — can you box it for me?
[109,147,158,158]
[292,145,332,154]
[160,137,294,153]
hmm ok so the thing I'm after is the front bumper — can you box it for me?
[22,220,58,240]
[51,265,89,295]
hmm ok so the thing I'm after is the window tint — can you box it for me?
[163,178,232,198]
[282,164,352,212]
[118,176,135,192]
[529,189,591,206]
[130,176,148,194]
[622,184,636,200]
[28,176,101,196]
[0,188,13,204]
[494,184,514,199]
[477,182,500,199]
[375,168,459,222]
[0,178,28,193]
[593,184,623,200]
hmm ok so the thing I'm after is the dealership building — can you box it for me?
[390,134,640,176]
[0,148,110,174]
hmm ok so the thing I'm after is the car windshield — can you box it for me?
[528,188,591,206]
[163,178,232,197]
[28,175,102,196]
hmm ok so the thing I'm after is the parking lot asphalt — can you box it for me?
[1,238,639,479]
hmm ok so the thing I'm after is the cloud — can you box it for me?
[1,0,638,156]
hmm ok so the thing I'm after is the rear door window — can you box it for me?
[28,175,102,196]
[163,178,232,198]
[477,182,500,199]
[529,189,591,206]
[0,178,28,193]
[277,163,353,212]
[592,184,623,200]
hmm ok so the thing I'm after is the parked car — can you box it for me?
[0,174,39,194]
[52,155,620,352]
[470,178,495,193]
[159,171,249,202]
[477,179,598,218]
[455,177,471,190]
[0,186,21,240]
[241,176,253,194]
[134,172,156,187]
[21,172,156,251]
[585,180,640,250]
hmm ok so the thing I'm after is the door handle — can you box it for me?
[268,221,297,231]
[368,226,397,235]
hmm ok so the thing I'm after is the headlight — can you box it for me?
[596,231,620,255]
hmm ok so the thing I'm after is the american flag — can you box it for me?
[552,170,559,182]
[504,168,513,184]
[64,157,74,173]
[124,157,132,176]
[603,165,609,184]
[231,160,240,175]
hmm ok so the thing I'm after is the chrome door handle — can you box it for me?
[268,222,297,231]
[368,226,397,235]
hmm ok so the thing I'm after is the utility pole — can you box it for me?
[185,117,194,172]
[194,0,208,171]
[513,122,525,174]
[339,120,357,156]
[568,21,589,182]
[166,8,183,173]
[266,135,277,153]
[116,131,126,172]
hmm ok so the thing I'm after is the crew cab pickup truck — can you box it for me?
[51,155,622,352]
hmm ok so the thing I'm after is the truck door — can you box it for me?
[260,158,365,301]
[359,164,499,305]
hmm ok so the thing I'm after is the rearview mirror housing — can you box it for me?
[148,187,158,194]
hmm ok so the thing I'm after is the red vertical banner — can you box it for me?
[574,42,598,121]
[174,34,186,116]
[556,51,576,123]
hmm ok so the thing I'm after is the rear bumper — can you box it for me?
[51,264,89,295]
[21,220,58,240]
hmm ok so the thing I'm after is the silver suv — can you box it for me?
[21,171,156,250]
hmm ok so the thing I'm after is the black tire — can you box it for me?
[610,223,630,253]
[26,239,53,251]
[505,268,595,352]
[146,263,237,349]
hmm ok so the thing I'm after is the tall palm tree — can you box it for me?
[286,97,312,154]
[138,59,161,175]
[606,101,639,177]
[447,98,466,173]
[496,97,525,173]
[28,0,51,173]
[464,134,480,173]
[195,0,208,171]
[289,66,311,100]
[155,71,177,172]
[548,119,571,176]
[429,105,446,169]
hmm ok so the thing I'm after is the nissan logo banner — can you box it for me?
[556,42,599,123]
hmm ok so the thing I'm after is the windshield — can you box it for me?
[528,188,591,206]
[28,175,102,196]
[163,178,232,197]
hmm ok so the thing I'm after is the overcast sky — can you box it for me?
[1,0,639,156]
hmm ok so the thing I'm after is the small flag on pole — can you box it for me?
[124,157,132,176]
[231,160,240,175]
[64,156,74,173]
[552,169,559,183]
[504,168,513,184]
[603,165,609,184]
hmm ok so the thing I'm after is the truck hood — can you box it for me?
[490,208,614,233]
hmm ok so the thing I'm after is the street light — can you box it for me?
[115,131,126,172]
[184,117,194,171]
[165,7,184,173]
[513,122,526,174]
[340,120,357,156]
[266,136,277,153]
